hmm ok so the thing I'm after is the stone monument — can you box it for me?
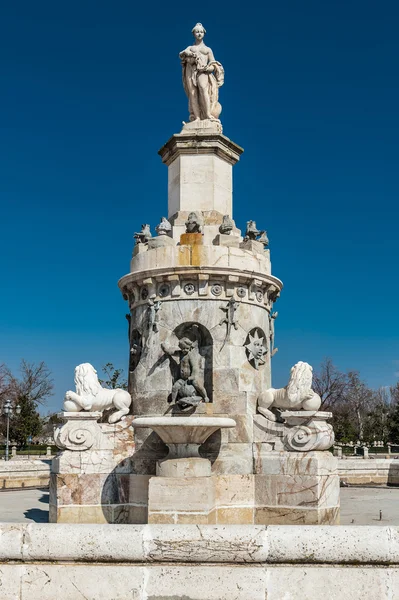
[52,23,339,525]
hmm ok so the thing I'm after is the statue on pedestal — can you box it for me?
[162,337,210,407]
[257,361,321,421]
[179,23,224,123]
[63,363,131,423]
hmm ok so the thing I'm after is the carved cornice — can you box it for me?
[158,133,244,167]
[119,267,283,310]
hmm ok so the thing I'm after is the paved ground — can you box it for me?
[0,488,49,523]
[1,487,399,524]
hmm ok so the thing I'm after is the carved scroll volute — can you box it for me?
[54,414,102,451]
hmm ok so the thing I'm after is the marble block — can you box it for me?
[50,415,136,524]
[253,450,340,525]
[158,133,243,218]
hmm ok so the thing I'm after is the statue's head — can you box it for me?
[192,23,206,41]
[179,337,194,354]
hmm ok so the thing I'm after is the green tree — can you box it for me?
[99,363,128,390]
[8,395,43,448]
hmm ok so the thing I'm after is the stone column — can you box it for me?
[50,412,139,524]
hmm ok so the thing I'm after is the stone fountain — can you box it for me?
[50,22,339,526]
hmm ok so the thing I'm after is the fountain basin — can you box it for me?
[132,416,236,459]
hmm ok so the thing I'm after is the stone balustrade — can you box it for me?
[0,524,398,599]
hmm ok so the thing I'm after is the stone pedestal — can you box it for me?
[50,412,138,524]
[253,450,340,525]
[158,132,243,218]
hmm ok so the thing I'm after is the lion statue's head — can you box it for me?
[74,363,103,398]
[286,361,313,404]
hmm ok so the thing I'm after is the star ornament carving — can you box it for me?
[245,329,268,369]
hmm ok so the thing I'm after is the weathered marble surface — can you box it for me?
[50,415,137,523]
[1,524,399,599]
[253,450,340,525]
[158,133,243,218]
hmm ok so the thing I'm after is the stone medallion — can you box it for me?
[237,286,246,298]
[141,287,149,300]
[244,327,268,369]
[184,283,196,295]
[211,283,223,296]
[159,283,170,298]
[256,289,264,303]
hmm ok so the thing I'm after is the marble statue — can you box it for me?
[179,23,224,122]
[134,224,152,245]
[258,230,269,248]
[244,220,261,241]
[185,211,204,233]
[161,337,209,407]
[63,363,132,423]
[156,217,172,236]
[257,361,321,420]
[219,214,234,235]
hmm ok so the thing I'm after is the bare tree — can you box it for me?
[312,358,348,410]
[6,360,54,405]
[345,371,374,441]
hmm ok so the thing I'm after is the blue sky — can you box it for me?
[1,1,398,413]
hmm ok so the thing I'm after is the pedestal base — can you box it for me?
[253,450,340,525]
[50,413,136,524]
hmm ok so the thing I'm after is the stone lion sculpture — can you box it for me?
[257,361,321,421]
[63,363,132,423]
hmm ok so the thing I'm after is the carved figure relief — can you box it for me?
[63,363,132,423]
[129,329,143,373]
[257,361,322,421]
[143,298,161,347]
[179,23,224,122]
[162,323,212,409]
[244,328,268,369]
[269,311,278,357]
[219,298,239,349]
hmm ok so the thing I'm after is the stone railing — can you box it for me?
[0,524,398,598]
[338,457,399,486]
[0,459,51,489]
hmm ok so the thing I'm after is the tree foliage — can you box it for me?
[0,361,54,448]
[98,363,128,390]
[313,358,399,444]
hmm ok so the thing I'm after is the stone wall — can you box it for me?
[0,459,50,489]
[338,458,399,485]
[0,523,398,599]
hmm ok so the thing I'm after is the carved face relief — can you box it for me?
[244,328,268,369]
[256,290,264,303]
[141,287,149,300]
[237,286,246,298]
[184,282,196,295]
